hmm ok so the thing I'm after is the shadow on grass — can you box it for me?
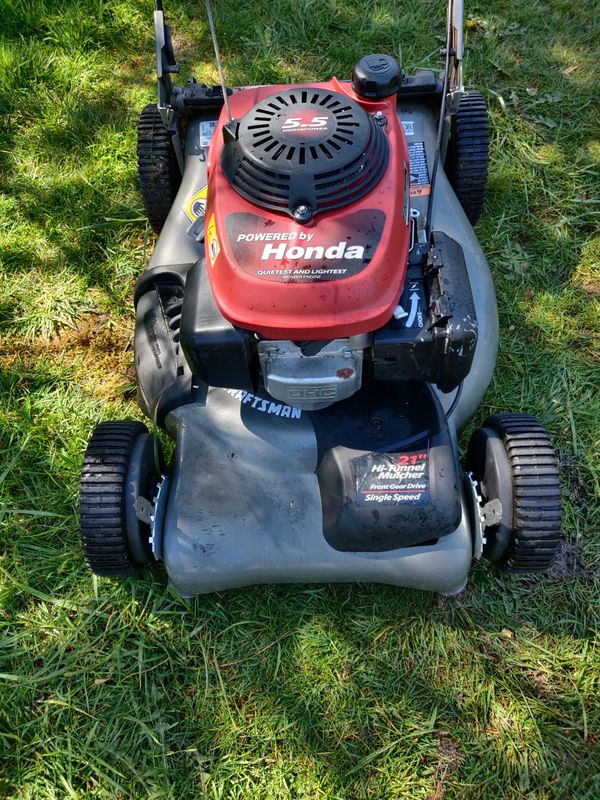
[1,569,598,797]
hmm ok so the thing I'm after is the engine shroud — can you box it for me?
[205,79,410,340]
[222,87,389,219]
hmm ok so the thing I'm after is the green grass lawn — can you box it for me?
[0,0,598,797]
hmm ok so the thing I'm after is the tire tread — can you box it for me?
[79,421,148,577]
[484,413,562,571]
[445,91,489,224]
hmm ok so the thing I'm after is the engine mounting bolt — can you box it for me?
[374,110,387,126]
[293,204,313,222]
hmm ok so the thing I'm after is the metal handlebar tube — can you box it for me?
[154,1,184,171]
[447,0,464,112]
[426,0,465,238]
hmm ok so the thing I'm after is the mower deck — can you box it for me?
[160,390,473,597]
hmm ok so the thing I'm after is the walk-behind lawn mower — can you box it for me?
[79,0,562,597]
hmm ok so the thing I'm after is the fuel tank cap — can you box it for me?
[352,54,402,99]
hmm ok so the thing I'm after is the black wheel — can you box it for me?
[137,104,181,234]
[79,421,162,577]
[445,91,489,225]
[466,413,562,571]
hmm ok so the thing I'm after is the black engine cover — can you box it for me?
[372,232,479,392]
[221,87,389,220]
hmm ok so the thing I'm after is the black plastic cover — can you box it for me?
[312,379,461,551]
[180,259,254,391]
[372,232,478,392]
[134,263,190,305]
[221,87,388,220]
[352,54,402,99]
[396,69,440,97]
[173,84,234,113]
[134,282,195,426]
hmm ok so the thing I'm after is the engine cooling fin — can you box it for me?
[221,87,389,220]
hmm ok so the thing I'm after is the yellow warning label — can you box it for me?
[183,185,208,221]
[206,214,220,267]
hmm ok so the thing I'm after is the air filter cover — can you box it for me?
[222,87,389,220]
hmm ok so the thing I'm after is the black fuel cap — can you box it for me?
[352,54,402,99]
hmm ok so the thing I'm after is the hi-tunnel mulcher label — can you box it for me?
[353,450,430,506]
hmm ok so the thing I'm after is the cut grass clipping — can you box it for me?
[0,1,599,798]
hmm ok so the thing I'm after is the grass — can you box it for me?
[0,0,598,797]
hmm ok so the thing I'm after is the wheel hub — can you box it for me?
[464,471,486,560]
[150,474,170,561]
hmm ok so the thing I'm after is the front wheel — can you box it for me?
[465,413,562,571]
[79,421,162,577]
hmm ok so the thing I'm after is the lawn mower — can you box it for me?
[79,0,562,596]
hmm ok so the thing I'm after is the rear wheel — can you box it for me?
[445,91,489,225]
[79,421,162,577]
[137,104,181,234]
[466,413,562,571]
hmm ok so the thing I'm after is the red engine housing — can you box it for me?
[204,78,410,340]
